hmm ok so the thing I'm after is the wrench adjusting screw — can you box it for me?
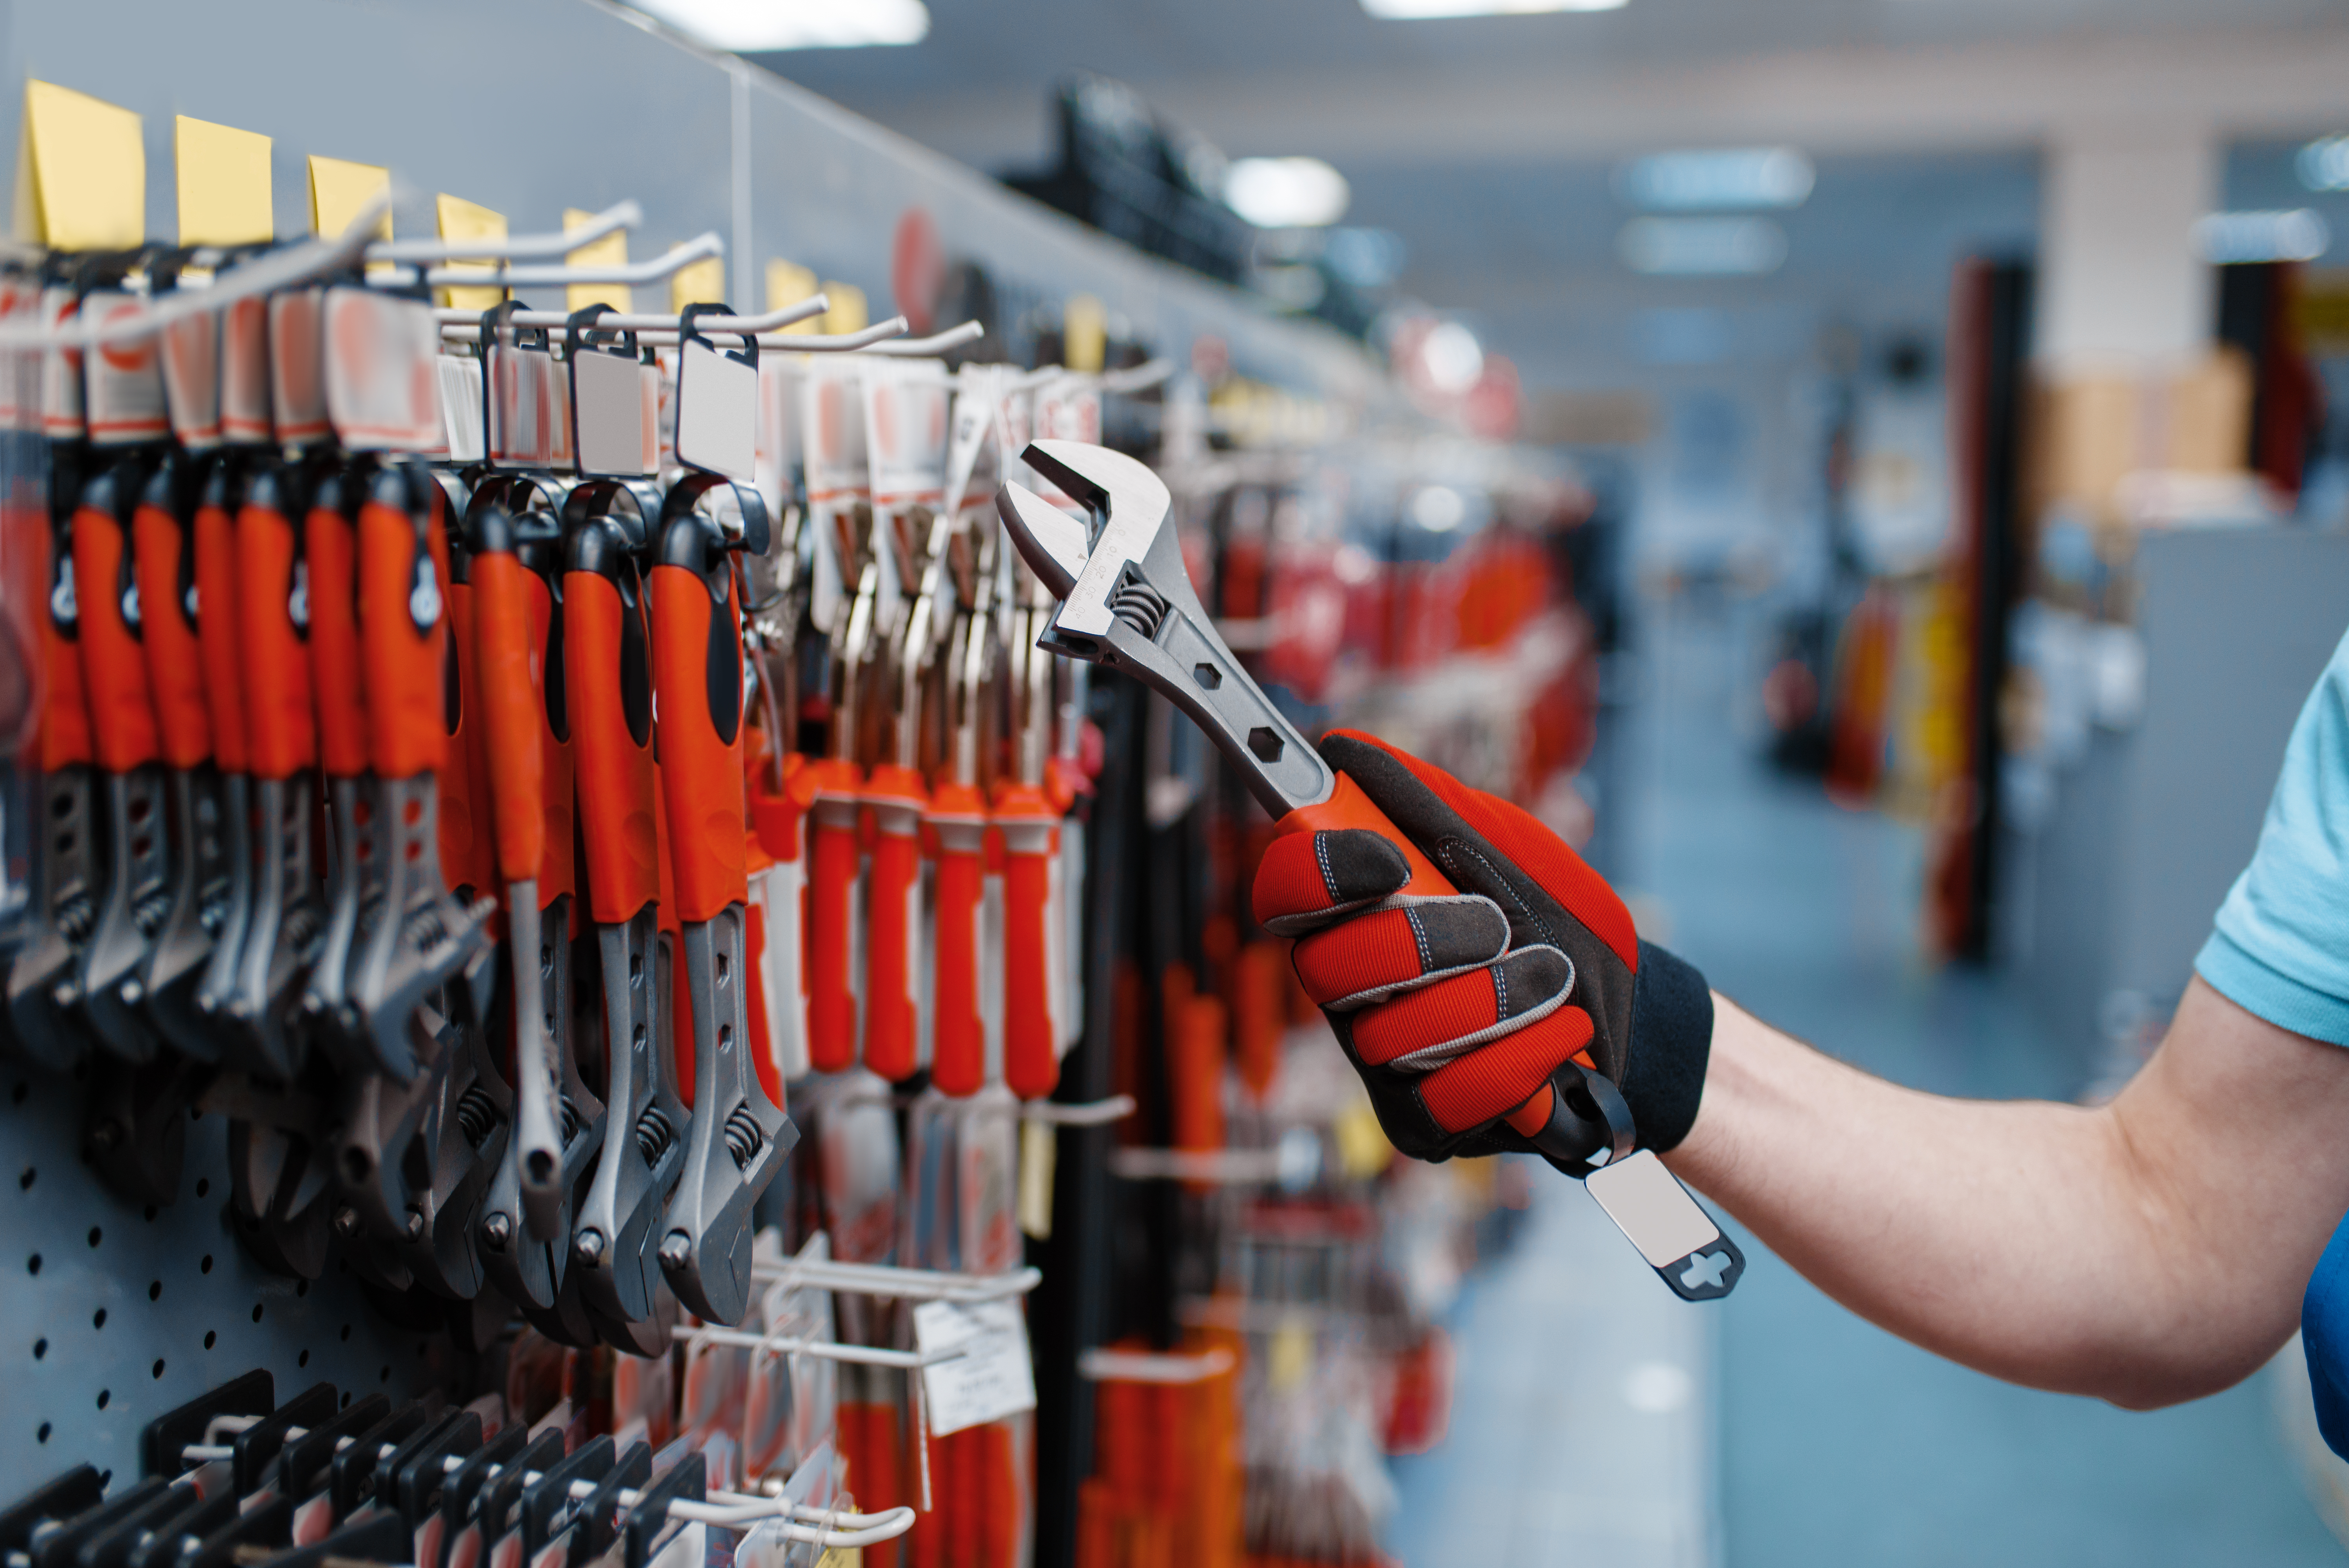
[657,1230,692,1273]
[481,1211,513,1251]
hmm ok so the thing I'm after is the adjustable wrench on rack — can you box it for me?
[467,491,606,1315]
[646,474,795,1324]
[562,478,690,1354]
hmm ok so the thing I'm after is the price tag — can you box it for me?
[162,307,223,449]
[41,285,83,440]
[268,287,329,445]
[220,294,271,444]
[1584,1150,1745,1302]
[571,321,651,478]
[323,286,441,453]
[674,305,757,481]
[911,1299,1035,1436]
[82,288,169,445]
[438,356,484,463]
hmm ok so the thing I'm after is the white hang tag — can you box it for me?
[220,295,272,445]
[0,282,37,428]
[993,383,1033,491]
[268,288,330,446]
[323,287,442,453]
[675,334,756,481]
[543,351,572,471]
[956,1089,1020,1275]
[642,359,664,474]
[161,308,223,450]
[572,344,651,478]
[438,356,485,463]
[486,333,550,467]
[912,1298,1035,1436]
[754,355,798,521]
[82,289,170,445]
[798,361,868,511]
[940,372,997,522]
[1584,1150,1745,1301]
[41,285,83,440]
[862,359,949,520]
[1028,376,1099,511]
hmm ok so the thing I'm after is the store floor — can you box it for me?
[1388,597,2345,1566]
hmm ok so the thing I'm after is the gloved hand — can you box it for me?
[1251,730,1715,1175]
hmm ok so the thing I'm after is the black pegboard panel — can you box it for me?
[0,1058,453,1485]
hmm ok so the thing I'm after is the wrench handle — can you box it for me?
[647,551,747,924]
[304,487,368,780]
[191,483,248,775]
[236,474,316,782]
[928,817,985,1098]
[804,797,859,1074]
[1273,771,1570,1138]
[996,791,1059,1100]
[469,546,546,888]
[564,566,661,923]
[131,477,210,769]
[71,476,160,773]
[356,473,447,782]
[862,779,925,1083]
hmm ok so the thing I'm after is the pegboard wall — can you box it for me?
[1,1056,449,1487]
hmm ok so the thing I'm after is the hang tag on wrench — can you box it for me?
[1584,1150,1745,1302]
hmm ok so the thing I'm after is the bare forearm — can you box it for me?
[1661,985,2348,1407]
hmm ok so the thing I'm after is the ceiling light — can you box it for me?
[2196,209,2329,264]
[2299,137,2349,192]
[1225,158,1351,229]
[1620,148,1813,211]
[1420,323,1485,392]
[625,0,929,51]
[1362,0,1625,16]
[1618,217,1787,276]
[1410,486,1468,533]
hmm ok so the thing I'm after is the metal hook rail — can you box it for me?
[370,200,643,264]
[180,1419,915,1548]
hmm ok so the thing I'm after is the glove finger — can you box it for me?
[1291,896,1509,1011]
[1252,829,1412,937]
[1351,945,1575,1070]
[1417,1005,1595,1135]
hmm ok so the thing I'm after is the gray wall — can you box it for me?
[0,0,1378,399]
[2018,528,2349,1046]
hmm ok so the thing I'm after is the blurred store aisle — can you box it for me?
[1394,597,2344,1566]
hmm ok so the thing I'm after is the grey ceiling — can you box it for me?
[747,0,2349,390]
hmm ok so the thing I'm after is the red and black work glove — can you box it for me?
[1252,730,1713,1176]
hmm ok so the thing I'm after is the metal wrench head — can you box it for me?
[996,438,1337,817]
[138,765,232,1061]
[573,907,687,1329]
[348,775,497,1081]
[7,764,100,1070]
[658,904,797,1326]
[77,763,172,1062]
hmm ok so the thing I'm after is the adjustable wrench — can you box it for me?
[227,463,328,1082]
[468,497,603,1308]
[189,461,257,1033]
[994,567,1064,1101]
[299,463,377,1061]
[998,438,1661,1183]
[647,477,795,1324]
[347,463,495,1078]
[561,481,689,1354]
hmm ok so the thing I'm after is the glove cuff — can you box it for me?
[1624,940,1712,1152]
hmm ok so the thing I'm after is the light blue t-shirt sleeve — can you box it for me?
[2197,624,2349,1046]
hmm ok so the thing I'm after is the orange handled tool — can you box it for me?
[861,764,925,1083]
[802,764,861,1073]
[299,467,373,1051]
[645,476,791,1326]
[188,464,255,1029]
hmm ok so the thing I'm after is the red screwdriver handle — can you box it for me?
[994,785,1058,1101]
[802,759,861,1074]
[861,765,926,1083]
[927,786,987,1098]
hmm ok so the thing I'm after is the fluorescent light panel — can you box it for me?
[2301,137,2349,192]
[1362,0,1625,17]
[1225,158,1351,229]
[2196,209,2329,264]
[627,0,929,51]
[1621,148,1813,211]
[1618,217,1786,276]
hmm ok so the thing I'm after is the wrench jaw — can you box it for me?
[658,903,797,1326]
[226,773,328,1083]
[8,764,100,1070]
[348,773,495,1082]
[574,907,687,1335]
[478,886,577,1311]
[81,1050,206,1205]
[139,763,232,1062]
[210,1073,337,1282]
[997,443,1336,819]
[77,762,172,1062]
